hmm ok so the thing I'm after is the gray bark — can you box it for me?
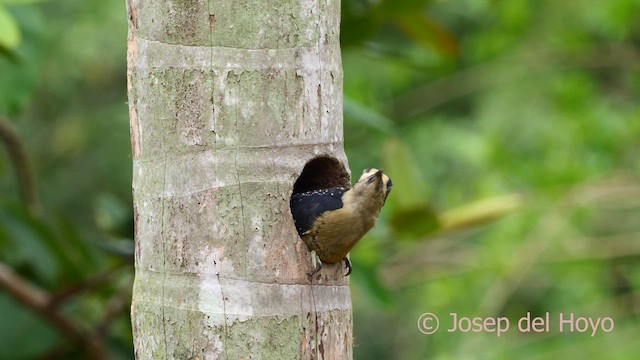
[126,0,352,358]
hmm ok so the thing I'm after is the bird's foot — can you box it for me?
[343,257,352,276]
[307,250,323,277]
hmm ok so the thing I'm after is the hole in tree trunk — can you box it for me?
[290,156,351,238]
[291,156,350,195]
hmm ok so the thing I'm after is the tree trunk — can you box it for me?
[126,0,352,358]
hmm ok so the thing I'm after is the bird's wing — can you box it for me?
[289,188,347,235]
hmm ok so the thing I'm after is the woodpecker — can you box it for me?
[290,168,392,276]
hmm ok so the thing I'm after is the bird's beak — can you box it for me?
[367,169,383,183]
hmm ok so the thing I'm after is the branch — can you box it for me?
[0,262,108,360]
[97,279,133,336]
[0,116,40,215]
[50,262,128,306]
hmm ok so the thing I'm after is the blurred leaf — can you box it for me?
[93,193,134,256]
[351,263,394,307]
[383,137,430,208]
[0,5,44,113]
[0,294,60,359]
[94,192,130,233]
[0,42,20,62]
[0,6,21,50]
[56,214,102,272]
[382,137,441,238]
[0,203,59,285]
[344,96,395,134]
[393,13,458,57]
[0,201,98,284]
[99,238,134,256]
[378,0,429,13]
[439,193,524,230]
[389,205,440,239]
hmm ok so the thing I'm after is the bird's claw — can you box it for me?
[343,257,352,276]
[307,250,323,277]
[306,252,352,277]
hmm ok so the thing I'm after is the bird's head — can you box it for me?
[351,168,393,209]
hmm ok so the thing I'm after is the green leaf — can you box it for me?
[383,137,429,208]
[0,43,20,62]
[55,215,103,273]
[0,294,60,359]
[0,205,58,285]
[0,201,99,285]
[0,6,21,50]
[439,193,524,230]
[94,193,130,233]
[389,205,440,239]
[393,12,459,56]
[344,97,396,134]
[382,138,440,238]
[351,263,394,307]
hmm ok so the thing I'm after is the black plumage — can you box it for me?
[290,187,347,235]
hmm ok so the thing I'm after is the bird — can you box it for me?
[290,168,392,276]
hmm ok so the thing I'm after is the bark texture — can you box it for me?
[126,0,351,358]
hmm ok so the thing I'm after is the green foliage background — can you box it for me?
[1,0,639,358]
